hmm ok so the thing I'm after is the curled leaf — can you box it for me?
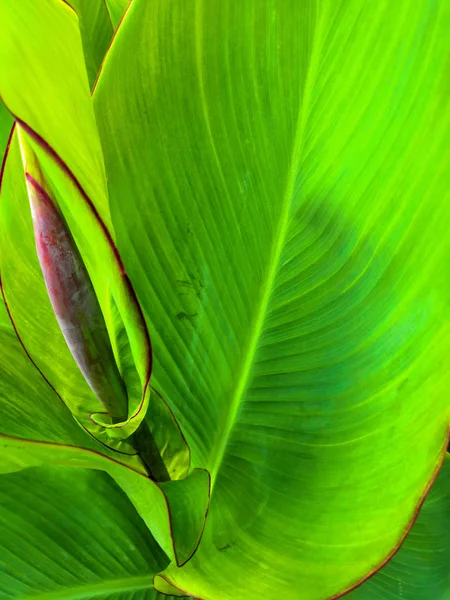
[25,170,128,423]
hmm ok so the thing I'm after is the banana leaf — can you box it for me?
[0,1,449,599]
[92,1,450,598]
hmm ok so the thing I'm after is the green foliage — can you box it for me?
[0,1,449,599]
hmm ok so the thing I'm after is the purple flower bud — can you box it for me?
[26,172,128,423]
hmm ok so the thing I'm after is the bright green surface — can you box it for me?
[0,0,111,230]
[347,454,450,600]
[0,296,89,447]
[94,1,450,598]
[0,466,170,599]
[65,0,113,89]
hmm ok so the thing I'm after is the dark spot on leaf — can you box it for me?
[177,280,194,288]
[176,312,198,321]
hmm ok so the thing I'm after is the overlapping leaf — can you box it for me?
[0,291,91,448]
[0,466,171,599]
[0,1,449,599]
[0,0,157,450]
[0,434,209,568]
[0,0,207,576]
[93,1,450,598]
[346,454,450,600]
[103,0,130,29]
[0,0,111,228]
[64,0,113,89]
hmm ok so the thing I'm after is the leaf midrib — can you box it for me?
[209,4,327,485]
[22,574,154,600]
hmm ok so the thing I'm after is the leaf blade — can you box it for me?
[0,466,169,599]
[93,1,450,598]
[346,454,450,600]
[64,0,114,89]
[0,434,210,569]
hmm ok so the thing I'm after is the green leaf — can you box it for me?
[0,434,210,568]
[153,576,188,598]
[93,1,450,598]
[103,0,130,29]
[0,296,91,448]
[347,454,450,600]
[145,387,191,482]
[0,0,111,230]
[23,133,153,441]
[64,0,113,89]
[0,466,171,599]
[0,102,13,163]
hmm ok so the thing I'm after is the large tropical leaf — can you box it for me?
[93,1,450,599]
[0,466,173,599]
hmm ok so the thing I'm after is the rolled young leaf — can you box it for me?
[24,166,128,423]
[2,121,174,477]
[0,129,112,444]
[0,0,167,457]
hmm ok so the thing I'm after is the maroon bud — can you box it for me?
[26,173,128,423]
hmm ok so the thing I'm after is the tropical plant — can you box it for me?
[0,1,449,599]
